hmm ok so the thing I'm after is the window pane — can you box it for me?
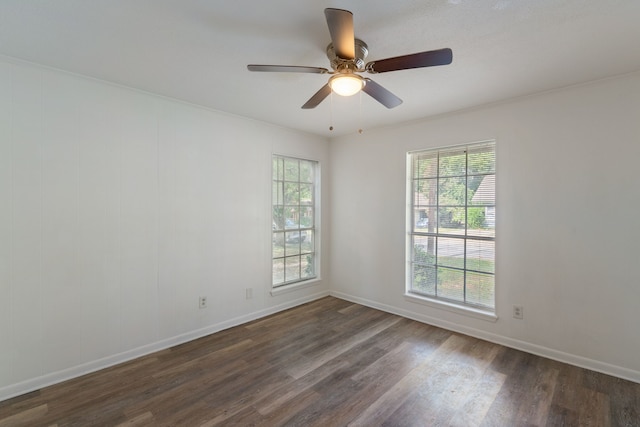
[414,152,438,179]
[485,206,496,230]
[413,209,434,232]
[466,271,494,307]
[285,256,301,282]
[416,208,437,233]
[285,236,301,255]
[438,177,466,206]
[301,230,314,254]
[437,237,465,269]
[284,183,299,205]
[466,206,485,230]
[273,157,283,180]
[467,207,495,238]
[301,254,315,279]
[466,239,495,273]
[272,207,284,230]
[413,235,435,265]
[439,148,466,177]
[468,175,495,206]
[438,207,466,235]
[437,267,464,302]
[284,208,299,229]
[300,160,314,183]
[414,178,437,206]
[468,144,495,175]
[300,184,313,205]
[273,259,284,285]
[284,159,299,181]
[272,181,283,206]
[300,206,314,228]
[412,264,436,295]
[272,233,285,257]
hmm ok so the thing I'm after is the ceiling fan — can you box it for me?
[247,8,452,109]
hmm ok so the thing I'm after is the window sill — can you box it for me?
[404,292,498,322]
[271,278,321,296]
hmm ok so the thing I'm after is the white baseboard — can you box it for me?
[5,288,636,403]
[0,290,329,402]
[329,290,640,384]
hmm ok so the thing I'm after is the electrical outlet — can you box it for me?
[246,288,253,300]
[513,305,523,319]
[199,296,207,309]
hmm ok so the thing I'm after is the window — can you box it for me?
[272,155,317,287]
[408,141,495,311]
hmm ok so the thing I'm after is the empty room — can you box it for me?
[1,1,639,426]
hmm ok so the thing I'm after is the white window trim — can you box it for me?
[271,154,320,290]
[406,140,496,314]
[404,292,498,322]
[270,277,323,296]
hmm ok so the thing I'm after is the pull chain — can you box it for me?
[358,90,363,134]
[329,91,334,132]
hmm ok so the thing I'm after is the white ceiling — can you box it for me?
[1,0,639,137]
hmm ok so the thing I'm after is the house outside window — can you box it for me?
[408,141,496,311]
[272,155,317,287]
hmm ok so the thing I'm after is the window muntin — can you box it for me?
[272,155,317,287]
[408,141,495,311]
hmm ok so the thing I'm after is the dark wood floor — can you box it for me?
[1,297,639,426]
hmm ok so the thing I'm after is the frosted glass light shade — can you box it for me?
[329,74,365,96]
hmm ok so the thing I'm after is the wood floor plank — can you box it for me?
[577,388,611,427]
[1,296,639,426]
[287,342,392,427]
[337,303,364,315]
[114,411,155,427]
[382,338,500,426]
[0,403,48,427]
[547,403,580,427]
[253,387,322,426]
[252,356,351,417]
[514,365,559,426]
[286,314,402,379]
[343,334,451,423]
[150,338,255,380]
[120,357,252,421]
[346,334,470,426]
[480,350,543,426]
[448,368,507,427]
[164,367,292,426]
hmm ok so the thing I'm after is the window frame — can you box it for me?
[271,154,319,289]
[406,141,496,317]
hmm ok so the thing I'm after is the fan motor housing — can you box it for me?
[327,38,369,71]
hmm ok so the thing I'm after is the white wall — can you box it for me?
[0,58,330,401]
[1,55,638,403]
[329,72,640,382]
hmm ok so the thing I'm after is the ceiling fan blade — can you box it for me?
[247,64,329,74]
[362,79,403,109]
[324,8,355,60]
[366,48,453,74]
[301,84,332,109]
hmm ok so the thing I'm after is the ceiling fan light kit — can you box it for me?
[247,8,452,110]
[329,73,365,97]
